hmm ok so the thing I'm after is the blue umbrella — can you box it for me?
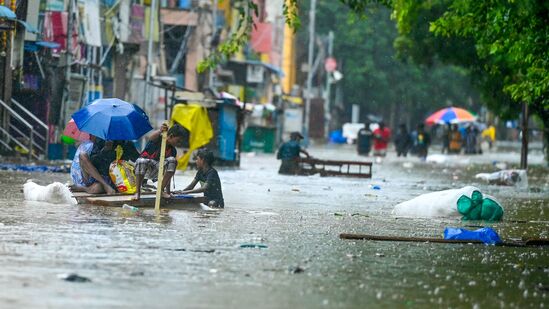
[0,5,16,20]
[72,98,153,140]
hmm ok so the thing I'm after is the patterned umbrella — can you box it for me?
[63,118,90,142]
[425,107,477,125]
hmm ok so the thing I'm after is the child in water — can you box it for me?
[178,148,224,208]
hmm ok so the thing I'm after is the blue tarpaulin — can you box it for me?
[444,227,502,245]
[0,163,69,173]
[329,130,346,144]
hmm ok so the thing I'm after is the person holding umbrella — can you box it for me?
[69,136,95,192]
[449,124,463,154]
[86,139,140,193]
[71,98,153,194]
[69,135,138,194]
[64,121,116,194]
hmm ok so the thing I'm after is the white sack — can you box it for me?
[392,186,479,218]
[23,181,76,205]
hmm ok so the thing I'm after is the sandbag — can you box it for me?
[109,145,137,194]
[474,169,528,187]
[392,186,478,218]
[392,186,504,221]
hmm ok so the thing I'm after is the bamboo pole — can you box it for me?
[154,128,168,212]
[339,233,549,247]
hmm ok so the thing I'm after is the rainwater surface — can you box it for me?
[0,145,547,308]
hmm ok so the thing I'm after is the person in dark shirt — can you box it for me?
[357,123,373,156]
[78,137,140,194]
[134,123,186,200]
[414,123,431,160]
[394,123,412,157]
[276,131,310,175]
[179,148,224,208]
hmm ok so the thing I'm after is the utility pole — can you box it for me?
[303,0,316,143]
[520,102,529,169]
[60,0,75,126]
[1,0,15,131]
[208,0,217,89]
[143,0,158,116]
[323,31,333,141]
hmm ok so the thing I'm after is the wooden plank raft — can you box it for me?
[298,158,372,178]
[73,192,206,209]
[340,233,549,247]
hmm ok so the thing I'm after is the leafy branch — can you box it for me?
[197,0,392,73]
[197,0,303,73]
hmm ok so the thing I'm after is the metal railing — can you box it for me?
[0,98,45,160]
[11,98,49,156]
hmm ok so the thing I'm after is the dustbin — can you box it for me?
[243,126,276,153]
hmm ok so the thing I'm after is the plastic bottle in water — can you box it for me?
[122,204,139,213]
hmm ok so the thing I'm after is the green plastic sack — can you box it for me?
[60,135,76,145]
[457,190,483,220]
[481,197,504,221]
[457,190,503,221]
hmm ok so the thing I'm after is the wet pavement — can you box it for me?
[0,144,547,308]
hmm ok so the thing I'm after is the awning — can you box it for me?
[262,62,285,77]
[0,5,16,19]
[1,6,39,34]
[228,59,285,77]
[16,20,39,34]
[36,41,61,49]
[160,9,198,26]
[24,41,61,51]
[243,60,285,77]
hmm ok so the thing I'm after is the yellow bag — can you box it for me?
[109,145,137,194]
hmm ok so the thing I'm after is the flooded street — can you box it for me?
[0,145,547,308]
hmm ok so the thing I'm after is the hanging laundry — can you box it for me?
[81,0,102,47]
[128,4,145,44]
[42,11,79,55]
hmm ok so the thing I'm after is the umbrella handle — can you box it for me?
[154,127,168,212]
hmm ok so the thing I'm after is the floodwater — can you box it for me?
[0,145,547,308]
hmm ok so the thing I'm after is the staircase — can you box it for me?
[0,98,49,160]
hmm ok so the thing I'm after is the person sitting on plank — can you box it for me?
[77,138,140,194]
[133,123,187,200]
[177,148,224,208]
[69,136,95,192]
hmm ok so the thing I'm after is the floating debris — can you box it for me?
[240,243,268,249]
[288,266,305,274]
[58,273,91,283]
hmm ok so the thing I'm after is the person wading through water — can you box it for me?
[276,132,310,175]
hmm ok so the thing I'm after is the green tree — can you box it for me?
[296,2,480,127]
[203,0,548,157]
[391,0,548,159]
